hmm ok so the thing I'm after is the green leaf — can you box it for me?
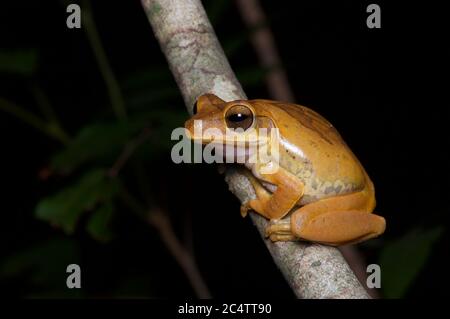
[0,49,38,76]
[0,239,81,297]
[35,169,119,234]
[51,109,186,173]
[379,227,444,298]
[0,237,84,298]
[86,202,114,242]
[51,122,142,173]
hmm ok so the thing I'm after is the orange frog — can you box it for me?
[185,94,385,246]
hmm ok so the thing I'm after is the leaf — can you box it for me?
[379,227,444,298]
[0,239,83,297]
[51,109,186,173]
[35,169,119,234]
[0,239,80,288]
[51,122,142,173]
[86,202,114,242]
[0,49,38,76]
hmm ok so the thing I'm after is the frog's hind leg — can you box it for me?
[293,209,386,245]
[293,190,385,245]
[267,189,386,245]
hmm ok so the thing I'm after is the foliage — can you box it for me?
[35,168,119,234]
[379,227,444,298]
[0,49,38,77]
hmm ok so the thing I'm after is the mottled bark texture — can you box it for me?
[142,0,370,299]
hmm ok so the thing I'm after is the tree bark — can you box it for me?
[141,0,370,299]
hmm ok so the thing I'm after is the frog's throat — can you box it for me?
[210,141,270,164]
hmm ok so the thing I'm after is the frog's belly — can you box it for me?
[275,149,366,205]
[261,178,362,206]
[300,178,363,205]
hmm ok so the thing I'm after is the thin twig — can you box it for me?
[108,127,152,177]
[82,2,208,294]
[118,187,211,298]
[148,209,211,298]
[31,85,59,124]
[235,0,294,102]
[81,0,127,120]
[31,85,71,142]
[0,97,69,144]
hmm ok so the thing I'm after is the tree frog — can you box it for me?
[185,94,386,245]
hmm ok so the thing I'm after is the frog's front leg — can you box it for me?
[240,162,305,221]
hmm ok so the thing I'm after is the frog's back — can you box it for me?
[252,100,369,204]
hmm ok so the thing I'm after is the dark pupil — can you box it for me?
[228,113,248,122]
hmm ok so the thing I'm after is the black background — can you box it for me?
[0,0,448,298]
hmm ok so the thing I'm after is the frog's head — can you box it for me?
[184,94,272,146]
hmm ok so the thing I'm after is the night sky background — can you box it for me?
[0,0,448,298]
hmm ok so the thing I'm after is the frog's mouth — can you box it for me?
[191,137,263,147]
[186,125,270,144]
[204,141,262,162]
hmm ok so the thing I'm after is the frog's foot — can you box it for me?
[240,197,270,218]
[269,233,298,241]
[240,201,252,218]
[265,218,298,242]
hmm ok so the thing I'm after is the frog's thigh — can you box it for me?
[248,166,304,220]
[290,191,386,246]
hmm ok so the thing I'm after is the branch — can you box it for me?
[82,0,127,120]
[141,0,370,299]
[108,127,152,177]
[0,97,69,144]
[118,186,211,298]
[235,0,294,102]
[148,208,212,299]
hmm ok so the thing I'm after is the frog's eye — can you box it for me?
[225,105,254,130]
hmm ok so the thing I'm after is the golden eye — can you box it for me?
[225,105,254,130]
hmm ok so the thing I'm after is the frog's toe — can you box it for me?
[269,233,298,242]
[240,201,252,218]
[265,219,292,238]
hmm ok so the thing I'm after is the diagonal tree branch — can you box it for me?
[141,0,370,299]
